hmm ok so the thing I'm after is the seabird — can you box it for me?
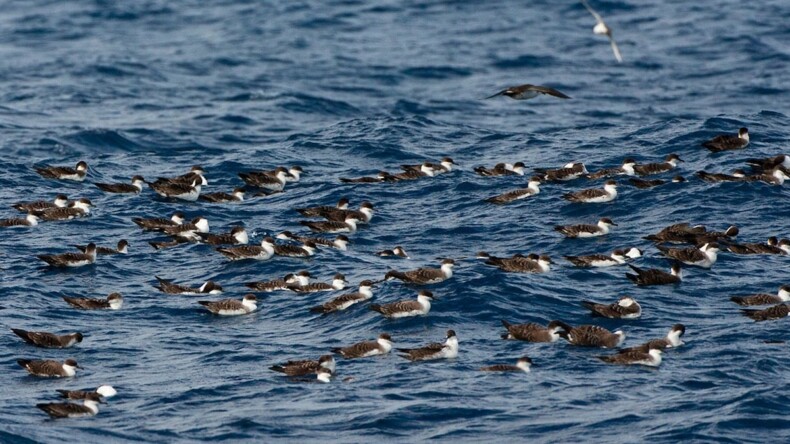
[153,167,207,186]
[745,154,790,173]
[629,176,686,189]
[315,368,333,383]
[598,348,662,367]
[63,293,123,310]
[309,280,375,314]
[369,290,434,318]
[198,294,258,316]
[155,276,223,295]
[288,273,346,293]
[581,296,642,319]
[632,154,682,176]
[587,159,636,179]
[485,84,570,100]
[339,171,393,183]
[37,393,103,418]
[270,355,336,376]
[626,263,682,286]
[557,323,625,348]
[38,198,93,221]
[751,168,790,185]
[199,187,245,203]
[38,243,97,267]
[702,128,750,152]
[12,194,69,213]
[731,286,790,306]
[74,239,128,255]
[480,357,533,373]
[18,358,82,377]
[656,242,719,268]
[643,222,708,244]
[376,246,410,258]
[276,232,350,250]
[35,161,88,181]
[0,214,39,228]
[565,247,642,267]
[238,167,290,191]
[563,180,618,203]
[696,169,748,183]
[300,216,360,233]
[398,329,458,361]
[726,237,787,255]
[132,212,186,231]
[500,320,567,342]
[332,333,393,359]
[95,176,146,193]
[740,303,789,322]
[295,198,351,217]
[555,217,617,238]
[481,253,553,273]
[580,0,623,63]
[11,329,83,348]
[535,162,588,181]
[401,157,456,175]
[387,166,434,181]
[486,176,542,204]
[307,202,375,224]
[618,324,686,353]
[57,385,117,400]
[474,162,526,177]
[384,259,455,284]
[246,271,310,292]
[162,217,210,241]
[216,237,275,261]
[197,227,249,246]
[273,241,317,257]
[149,176,202,201]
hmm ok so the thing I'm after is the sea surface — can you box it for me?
[0,0,789,442]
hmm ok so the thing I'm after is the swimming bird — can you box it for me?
[0,214,39,228]
[751,168,790,185]
[11,329,84,348]
[63,293,123,310]
[300,216,360,233]
[563,180,618,203]
[35,161,88,181]
[369,290,434,318]
[618,324,686,354]
[309,202,375,224]
[535,162,588,181]
[702,128,750,152]
[62,293,123,310]
[332,333,393,359]
[376,246,410,258]
[57,385,117,400]
[339,171,393,183]
[726,237,787,255]
[587,159,636,179]
[38,244,96,267]
[580,0,623,62]
[199,187,245,203]
[643,222,706,244]
[633,154,682,176]
[481,253,552,273]
[555,218,617,238]
[288,273,347,293]
[480,356,533,373]
[386,166,435,181]
[238,167,290,191]
[246,271,310,292]
[557,323,625,348]
[270,355,336,376]
[745,154,790,173]
[12,194,69,213]
[474,162,526,177]
[696,169,748,182]
[626,263,682,286]
[740,304,789,322]
[153,167,207,186]
[18,358,82,377]
[309,280,375,314]
[486,176,542,204]
[132,212,186,231]
[581,296,642,319]
[384,259,455,284]
[149,176,202,201]
[155,276,223,295]
[162,217,210,241]
[276,232,350,250]
[397,330,458,361]
[565,247,642,267]
[198,294,258,316]
[216,237,275,261]
[95,176,146,193]
[628,176,686,189]
[74,239,128,255]
[37,393,103,418]
[38,198,93,221]
[730,286,790,306]
[272,241,317,257]
[598,348,662,367]
[485,84,570,100]
[656,242,719,268]
[500,320,568,342]
[295,198,350,217]
[196,227,249,246]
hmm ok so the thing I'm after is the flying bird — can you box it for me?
[581,0,623,63]
[485,84,570,100]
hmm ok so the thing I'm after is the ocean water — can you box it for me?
[0,0,789,442]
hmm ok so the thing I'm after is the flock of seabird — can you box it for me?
[1,1,788,421]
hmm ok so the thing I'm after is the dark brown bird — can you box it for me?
[740,304,789,322]
[486,84,570,100]
[37,393,103,418]
[35,161,88,181]
[270,355,336,376]
[331,334,393,359]
[95,176,146,193]
[581,296,641,319]
[74,239,128,255]
[500,320,567,342]
[557,323,625,348]
[63,293,123,310]
[731,286,790,306]
[480,356,533,373]
[11,329,83,348]
[702,128,749,152]
[626,263,682,286]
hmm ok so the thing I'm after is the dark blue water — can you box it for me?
[1,0,789,442]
